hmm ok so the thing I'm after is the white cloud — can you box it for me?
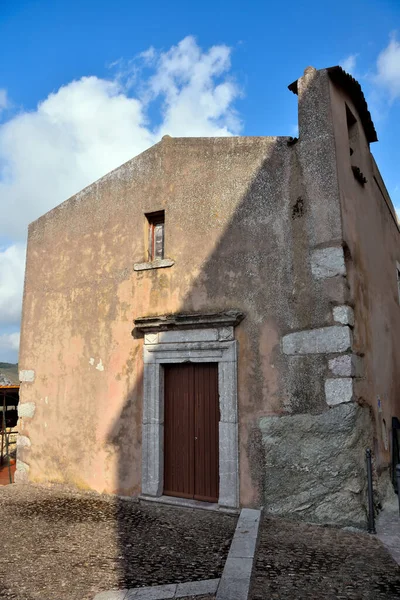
[0,36,241,360]
[375,35,400,100]
[0,244,25,326]
[0,36,240,240]
[340,54,358,75]
[0,332,20,363]
[149,37,241,137]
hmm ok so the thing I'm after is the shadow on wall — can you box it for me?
[105,136,332,587]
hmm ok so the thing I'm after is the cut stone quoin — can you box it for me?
[333,305,354,326]
[17,402,36,418]
[311,247,346,280]
[282,326,352,355]
[325,377,354,406]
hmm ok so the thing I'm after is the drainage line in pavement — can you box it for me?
[366,448,376,534]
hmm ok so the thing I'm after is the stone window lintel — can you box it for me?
[133,258,175,272]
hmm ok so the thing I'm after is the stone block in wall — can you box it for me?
[325,378,354,406]
[311,247,346,280]
[19,370,35,383]
[15,453,30,484]
[16,435,31,448]
[17,402,36,418]
[259,403,373,527]
[219,421,239,508]
[282,326,352,355]
[141,423,163,497]
[14,471,29,484]
[328,354,364,377]
[333,305,354,326]
[16,459,30,473]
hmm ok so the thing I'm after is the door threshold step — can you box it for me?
[139,494,239,515]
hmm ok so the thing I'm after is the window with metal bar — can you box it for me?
[146,211,165,262]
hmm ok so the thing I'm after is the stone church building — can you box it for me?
[17,66,400,527]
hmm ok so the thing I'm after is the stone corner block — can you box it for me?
[333,305,354,326]
[311,246,346,280]
[16,459,30,473]
[18,402,36,419]
[14,470,29,485]
[328,354,352,377]
[328,354,364,377]
[19,369,35,383]
[282,326,352,355]
[17,435,31,449]
[325,378,354,406]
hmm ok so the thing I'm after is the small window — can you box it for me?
[146,211,165,262]
[397,263,400,304]
[346,104,358,157]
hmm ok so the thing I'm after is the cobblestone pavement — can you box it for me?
[0,485,236,600]
[251,516,400,600]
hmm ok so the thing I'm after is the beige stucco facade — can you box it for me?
[17,66,400,527]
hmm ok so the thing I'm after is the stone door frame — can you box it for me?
[136,313,242,509]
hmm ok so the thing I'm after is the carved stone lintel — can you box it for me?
[134,311,244,334]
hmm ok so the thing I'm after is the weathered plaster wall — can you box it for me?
[329,78,400,477]
[18,136,294,501]
[18,67,388,526]
[19,115,349,506]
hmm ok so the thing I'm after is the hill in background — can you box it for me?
[0,363,19,385]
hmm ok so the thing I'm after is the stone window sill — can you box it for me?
[134,258,175,272]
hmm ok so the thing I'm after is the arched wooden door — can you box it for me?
[163,363,219,502]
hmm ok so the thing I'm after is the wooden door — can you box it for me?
[164,363,219,502]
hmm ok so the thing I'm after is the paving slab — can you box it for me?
[94,592,128,600]
[216,508,261,600]
[227,509,260,559]
[175,579,219,598]
[127,584,177,599]
[216,557,253,600]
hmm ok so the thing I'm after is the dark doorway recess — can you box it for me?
[164,363,219,502]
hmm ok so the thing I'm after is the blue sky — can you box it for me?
[0,0,400,362]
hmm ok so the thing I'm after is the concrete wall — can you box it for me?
[329,78,400,478]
